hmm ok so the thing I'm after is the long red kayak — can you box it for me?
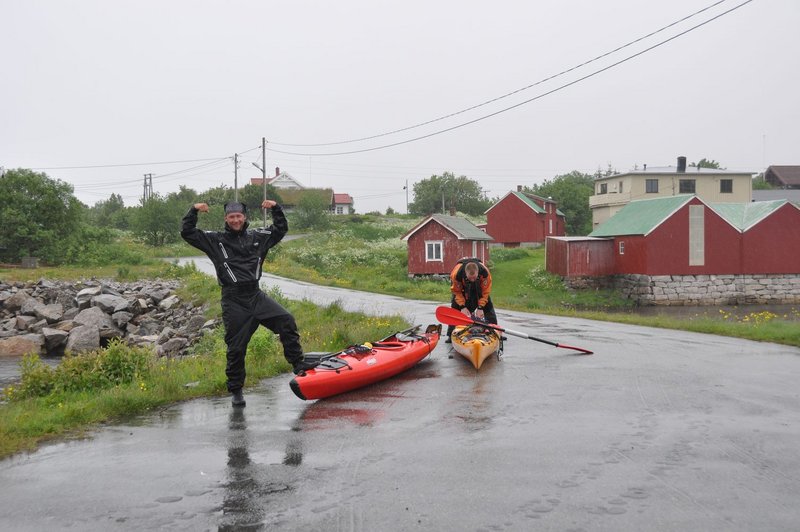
[289,325,441,400]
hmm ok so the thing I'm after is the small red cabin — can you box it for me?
[402,214,493,276]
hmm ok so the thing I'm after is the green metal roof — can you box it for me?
[512,191,546,214]
[432,214,493,240]
[711,200,788,231]
[589,195,694,237]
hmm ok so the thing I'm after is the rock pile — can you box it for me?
[0,279,218,358]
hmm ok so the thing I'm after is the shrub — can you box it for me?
[526,266,565,291]
[5,341,154,401]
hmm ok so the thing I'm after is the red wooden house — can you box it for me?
[401,214,493,276]
[571,195,800,276]
[485,188,566,247]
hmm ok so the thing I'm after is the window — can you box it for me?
[689,205,705,266]
[720,179,733,193]
[646,179,658,193]
[598,183,607,194]
[618,241,625,255]
[679,179,696,194]
[335,206,344,214]
[619,181,623,193]
[548,219,553,234]
[425,241,443,262]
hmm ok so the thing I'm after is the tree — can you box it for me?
[690,158,721,169]
[408,172,491,216]
[89,193,126,229]
[130,194,184,246]
[752,173,773,190]
[0,168,84,263]
[293,193,331,230]
[526,171,595,236]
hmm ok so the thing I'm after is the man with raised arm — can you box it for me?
[181,199,315,407]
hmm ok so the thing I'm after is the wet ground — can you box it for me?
[1,259,799,530]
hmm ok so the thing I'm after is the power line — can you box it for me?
[267,0,733,148]
[32,156,230,170]
[266,0,754,158]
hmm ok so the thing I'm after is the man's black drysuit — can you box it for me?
[181,204,303,392]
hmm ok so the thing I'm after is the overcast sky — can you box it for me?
[2,0,798,214]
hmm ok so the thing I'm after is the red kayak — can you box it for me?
[289,325,441,400]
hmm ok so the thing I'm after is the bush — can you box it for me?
[526,266,565,291]
[5,341,153,401]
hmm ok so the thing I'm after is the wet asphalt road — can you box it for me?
[1,259,799,531]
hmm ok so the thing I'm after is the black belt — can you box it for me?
[221,281,260,293]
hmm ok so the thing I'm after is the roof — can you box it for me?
[601,166,754,179]
[589,195,694,237]
[752,189,800,203]
[588,195,797,237]
[401,214,493,242]
[333,193,353,204]
[485,190,565,216]
[765,166,800,187]
[710,200,791,231]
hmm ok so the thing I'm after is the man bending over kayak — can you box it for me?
[445,258,498,343]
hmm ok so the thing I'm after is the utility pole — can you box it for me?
[404,179,409,214]
[143,173,153,202]
[261,137,267,227]
[233,153,239,202]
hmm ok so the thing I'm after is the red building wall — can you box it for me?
[612,200,742,275]
[406,221,490,276]
[742,204,800,273]
[487,195,564,245]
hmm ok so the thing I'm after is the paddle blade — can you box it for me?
[554,343,594,355]
[435,306,477,327]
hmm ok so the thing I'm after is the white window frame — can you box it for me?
[646,179,658,193]
[619,241,625,255]
[425,240,443,262]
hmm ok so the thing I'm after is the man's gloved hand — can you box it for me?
[475,308,485,319]
[461,308,471,317]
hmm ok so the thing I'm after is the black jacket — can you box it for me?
[180,205,287,286]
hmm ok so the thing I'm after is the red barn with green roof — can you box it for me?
[581,195,800,275]
[485,189,566,247]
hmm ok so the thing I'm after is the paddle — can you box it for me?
[435,306,593,355]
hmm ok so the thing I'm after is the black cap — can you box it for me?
[224,202,247,215]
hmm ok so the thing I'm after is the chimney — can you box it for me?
[517,185,523,192]
[677,156,686,173]
[643,163,647,171]
[275,166,280,177]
